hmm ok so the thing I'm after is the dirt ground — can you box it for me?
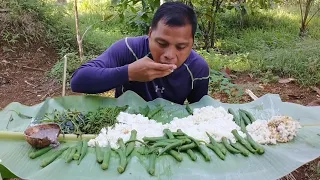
[0,42,319,180]
[0,42,79,109]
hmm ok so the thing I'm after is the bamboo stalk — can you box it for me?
[62,54,68,96]
[58,134,96,141]
[0,131,96,141]
[0,131,26,140]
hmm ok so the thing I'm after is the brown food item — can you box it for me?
[24,123,61,148]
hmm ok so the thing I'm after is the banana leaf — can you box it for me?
[0,90,319,180]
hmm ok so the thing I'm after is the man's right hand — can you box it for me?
[128,56,177,82]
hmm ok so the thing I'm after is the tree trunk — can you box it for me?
[299,0,313,37]
[210,0,222,48]
[74,0,84,61]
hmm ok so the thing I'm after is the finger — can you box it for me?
[149,62,177,71]
[151,70,173,79]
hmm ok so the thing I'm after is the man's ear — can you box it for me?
[148,27,152,37]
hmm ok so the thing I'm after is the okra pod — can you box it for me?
[147,105,164,119]
[228,108,240,125]
[246,132,264,154]
[239,109,256,123]
[118,138,126,152]
[168,150,183,162]
[163,128,175,139]
[206,143,225,160]
[217,142,227,155]
[178,142,196,151]
[77,140,88,165]
[186,104,193,115]
[206,132,220,147]
[116,148,127,174]
[231,130,256,154]
[158,140,184,156]
[159,138,191,144]
[240,118,247,133]
[62,148,71,160]
[125,130,137,157]
[101,144,112,170]
[177,129,200,147]
[29,146,53,159]
[95,142,104,163]
[73,140,83,160]
[197,144,211,162]
[222,137,240,154]
[172,132,185,136]
[230,142,250,157]
[151,141,171,148]
[65,147,76,163]
[148,152,157,176]
[175,135,189,140]
[40,147,69,167]
[186,149,197,161]
[239,111,251,126]
[206,132,227,157]
[143,136,167,142]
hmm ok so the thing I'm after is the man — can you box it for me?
[70,2,210,105]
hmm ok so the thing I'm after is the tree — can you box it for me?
[74,0,84,61]
[298,0,320,37]
[113,0,283,50]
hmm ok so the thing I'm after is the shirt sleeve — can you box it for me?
[70,38,135,94]
[187,54,210,103]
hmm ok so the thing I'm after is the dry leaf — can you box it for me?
[279,78,296,84]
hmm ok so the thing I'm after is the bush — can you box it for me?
[0,0,47,46]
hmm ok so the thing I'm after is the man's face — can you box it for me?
[148,20,193,68]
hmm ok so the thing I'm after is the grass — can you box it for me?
[210,5,320,87]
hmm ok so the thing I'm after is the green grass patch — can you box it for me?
[248,38,320,86]
[197,49,251,72]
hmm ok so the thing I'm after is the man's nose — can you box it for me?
[163,47,177,64]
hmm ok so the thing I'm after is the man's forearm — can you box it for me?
[70,65,129,94]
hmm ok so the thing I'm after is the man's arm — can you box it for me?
[70,38,135,94]
[187,55,210,103]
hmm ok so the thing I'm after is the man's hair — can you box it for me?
[151,2,198,38]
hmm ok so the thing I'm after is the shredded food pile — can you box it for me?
[246,116,301,144]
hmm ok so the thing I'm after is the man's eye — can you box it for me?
[157,42,167,47]
[177,46,186,50]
